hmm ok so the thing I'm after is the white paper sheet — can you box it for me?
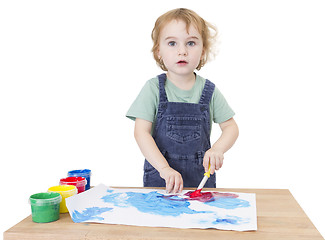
[66,184,257,231]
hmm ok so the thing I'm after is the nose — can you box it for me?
[178,44,188,56]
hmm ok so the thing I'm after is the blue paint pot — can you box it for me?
[68,169,91,190]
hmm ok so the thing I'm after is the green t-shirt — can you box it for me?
[126,74,235,131]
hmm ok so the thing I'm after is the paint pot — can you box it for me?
[48,185,77,213]
[60,177,87,193]
[68,169,91,190]
[29,192,61,223]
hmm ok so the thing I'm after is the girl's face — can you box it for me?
[157,20,204,78]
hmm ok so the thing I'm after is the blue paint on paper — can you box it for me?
[197,215,247,226]
[205,197,250,209]
[71,207,113,223]
[214,218,238,224]
[213,215,248,225]
[102,191,210,217]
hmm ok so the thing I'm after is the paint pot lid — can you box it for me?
[60,177,87,187]
[29,192,62,206]
[48,185,78,194]
[68,169,91,177]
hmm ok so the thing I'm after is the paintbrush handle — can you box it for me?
[197,175,209,190]
[196,163,212,190]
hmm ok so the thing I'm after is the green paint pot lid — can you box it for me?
[29,192,62,206]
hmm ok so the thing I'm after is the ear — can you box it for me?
[156,49,161,60]
[200,49,205,60]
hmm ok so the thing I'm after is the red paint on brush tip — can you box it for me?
[189,189,202,198]
[186,191,214,202]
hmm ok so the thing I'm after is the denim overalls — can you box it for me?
[143,73,216,188]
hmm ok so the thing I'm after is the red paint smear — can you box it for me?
[185,191,239,203]
[189,189,202,198]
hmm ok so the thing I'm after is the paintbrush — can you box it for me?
[189,164,211,198]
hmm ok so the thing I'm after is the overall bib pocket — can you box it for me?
[166,116,201,143]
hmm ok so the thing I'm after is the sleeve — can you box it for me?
[126,79,159,122]
[210,87,235,124]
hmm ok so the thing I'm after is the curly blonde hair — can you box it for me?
[151,8,217,71]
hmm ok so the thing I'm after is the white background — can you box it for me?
[1,0,324,238]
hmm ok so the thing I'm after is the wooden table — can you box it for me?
[4,188,324,240]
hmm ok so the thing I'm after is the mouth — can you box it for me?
[177,60,188,65]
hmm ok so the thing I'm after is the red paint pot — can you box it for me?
[59,177,87,193]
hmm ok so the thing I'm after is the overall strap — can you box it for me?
[158,73,168,103]
[199,79,215,105]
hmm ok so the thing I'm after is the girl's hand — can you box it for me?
[203,148,224,175]
[159,166,183,193]
[203,117,238,174]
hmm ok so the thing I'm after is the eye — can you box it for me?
[187,41,196,46]
[168,41,176,46]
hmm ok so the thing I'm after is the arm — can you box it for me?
[134,118,183,193]
[203,117,239,174]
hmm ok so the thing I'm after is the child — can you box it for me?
[126,8,239,193]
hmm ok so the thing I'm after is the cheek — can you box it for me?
[158,46,168,59]
[191,49,204,61]
[160,48,175,61]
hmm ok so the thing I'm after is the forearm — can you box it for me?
[211,118,239,154]
[134,120,169,172]
[203,118,238,173]
[134,118,183,193]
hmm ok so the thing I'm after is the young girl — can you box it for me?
[126,8,239,193]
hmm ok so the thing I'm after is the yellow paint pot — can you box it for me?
[48,185,77,213]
